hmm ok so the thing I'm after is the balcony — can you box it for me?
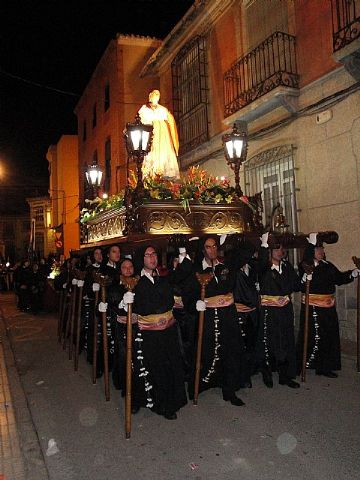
[224,32,299,124]
[331,0,360,80]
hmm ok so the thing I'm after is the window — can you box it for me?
[104,138,111,192]
[83,120,87,141]
[244,144,298,265]
[244,145,298,233]
[92,104,97,128]
[34,207,44,223]
[104,83,110,111]
[172,36,209,155]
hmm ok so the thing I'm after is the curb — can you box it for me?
[0,305,49,480]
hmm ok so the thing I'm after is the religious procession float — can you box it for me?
[60,90,355,441]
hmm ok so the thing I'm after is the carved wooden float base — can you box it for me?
[81,201,259,247]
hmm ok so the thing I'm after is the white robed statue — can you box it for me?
[138,89,180,179]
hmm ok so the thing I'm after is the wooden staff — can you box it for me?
[301,263,314,383]
[57,287,66,342]
[68,278,78,361]
[352,256,360,372]
[120,275,140,440]
[96,274,112,401]
[63,277,77,354]
[74,270,87,372]
[92,282,100,385]
[193,272,214,406]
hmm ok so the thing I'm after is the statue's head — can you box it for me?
[149,89,160,104]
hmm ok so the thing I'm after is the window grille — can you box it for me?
[244,145,298,262]
[172,36,209,155]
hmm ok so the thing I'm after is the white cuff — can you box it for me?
[98,302,108,313]
[77,280,85,288]
[307,233,318,246]
[92,282,100,292]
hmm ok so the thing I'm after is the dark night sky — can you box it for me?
[0,0,193,211]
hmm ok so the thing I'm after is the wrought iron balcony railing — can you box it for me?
[224,32,299,117]
[331,0,360,52]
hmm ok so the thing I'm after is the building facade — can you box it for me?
[0,215,30,262]
[26,196,54,259]
[139,0,360,342]
[74,34,161,203]
[47,135,80,257]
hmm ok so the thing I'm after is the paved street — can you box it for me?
[1,291,360,480]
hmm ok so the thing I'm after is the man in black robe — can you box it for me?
[297,233,360,377]
[231,241,260,388]
[257,232,301,389]
[126,245,187,420]
[190,235,245,406]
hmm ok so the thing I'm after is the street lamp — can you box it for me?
[222,122,248,196]
[124,113,153,198]
[86,157,103,197]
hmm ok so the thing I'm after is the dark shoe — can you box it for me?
[262,370,273,388]
[316,371,338,378]
[239,380,252,389]
[279,378,300,389]
[164,412,177,420]
[131,405,140,414]
[223,393,245,406]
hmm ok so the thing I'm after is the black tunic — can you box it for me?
[257,248,301,378]
[132,274,187,414]
[233,262,260,381]
[189,260,245,397]
[296,260,353,373]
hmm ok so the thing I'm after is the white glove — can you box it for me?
[63,283,67,289]
[92,282,100,292]
[72,278,78,285]
[77,280,84,288]
[307,232,318,245]
[123,292,135,304]
[98,302,108,312]
[219,234,227,246]
[196,300,206,312]
[260,232,269,248]
[351,268,360,278]
[302,273,312,282]
[178,247,190,264]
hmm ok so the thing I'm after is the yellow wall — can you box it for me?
[47,135,79,257]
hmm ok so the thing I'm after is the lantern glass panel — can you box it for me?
[130,129,141,151]
[233,139,243,158]
[142,131,150,151]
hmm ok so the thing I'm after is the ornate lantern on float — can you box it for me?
[124,114,153,197]
[85,157,103,197]
[222,122,248,197]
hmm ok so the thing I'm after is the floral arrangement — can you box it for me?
[79,167,255,223]
[79,192,124,224]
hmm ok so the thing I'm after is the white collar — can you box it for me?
[314,259,328,267]
[106,261,117,268]
[93,262,101,268]
[141,268,159,284]
[241,264,250,276]
[271,262,283,274]
[202,258,221,271]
